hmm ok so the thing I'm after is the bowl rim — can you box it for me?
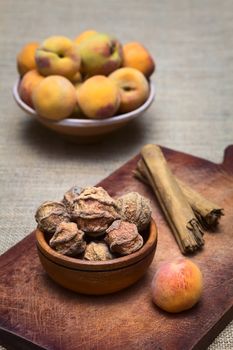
[13,78,155,128]
[36,218,158,271]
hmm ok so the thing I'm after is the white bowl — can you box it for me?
[13,78,155,142]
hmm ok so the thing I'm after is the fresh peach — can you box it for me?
[35,36,81,79]
[122,42,155,78]
[19,69,44,108]
[151,258,203,313]
[17,42,39,76]
[74,30,98,45]
[32,76,77,120]
[78,33,123,77]
[109,67,150,113]
[77,75,120,119]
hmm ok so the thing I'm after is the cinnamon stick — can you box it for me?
[140,144,204,254]
[134,159,224,229]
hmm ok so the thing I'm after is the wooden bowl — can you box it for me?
[13,79,155,142]
[35,219,158,295]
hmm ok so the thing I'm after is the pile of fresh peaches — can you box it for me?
[17,30,155,121]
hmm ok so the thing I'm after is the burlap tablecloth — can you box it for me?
[0,0,232,349]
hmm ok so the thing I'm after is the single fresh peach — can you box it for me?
[151,258,203,313]
[77,75,120,119]
[35,36,81,79]
[74,30,98,45]
[17,42,39,76]
[109,67,150,113]
[78,33,123,77]
[122,42,155,78]
[32,75,77,120]
[19,69,44,108]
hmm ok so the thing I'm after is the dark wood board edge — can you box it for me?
[192,307,233,350]
[0,232,36,269]
[223,144,233,173]
[0,327,46,350]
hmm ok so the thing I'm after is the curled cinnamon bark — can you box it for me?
[140,144,204,254]
[134,159,224,230]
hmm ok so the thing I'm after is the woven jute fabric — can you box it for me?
[0,0,233,349]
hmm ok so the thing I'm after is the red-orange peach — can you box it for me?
[151,258,203,313]
[77,75,120,119]
[32,75,77,120]
[122,42,155,78]
[17,42,39,76]
[19,69,44,108]
[109,67,149,113]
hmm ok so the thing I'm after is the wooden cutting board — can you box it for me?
[0,146,233,350]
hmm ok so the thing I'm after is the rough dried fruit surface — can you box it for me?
[116,192,152,231]
[63,186,82,216]
[35,201,70,234]
[84,241,114,261]
[49,222,86,256]
[72,187,120,235]
[35,186,152,260]
[105,220,143,255]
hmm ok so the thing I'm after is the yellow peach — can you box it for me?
[74,30,98,45]
[32,75,77,120]
[35,36,81,79]
[109,67,149,113]
[77,76,120,119]
[122,42,155,78]
[17,42,39,76]
[151,258,203,313]
[19,69,44,108]
[78,33,123,77]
